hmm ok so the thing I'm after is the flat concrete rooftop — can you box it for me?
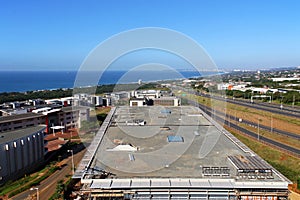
[0,112,45,123]
[86,106,286,183]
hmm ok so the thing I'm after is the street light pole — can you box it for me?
[271,114,273,133]
[228,111,230,127]
[292,94,295,109]
[67,150,74,175]
[30,187,39,200]
[61,121,64,134]
[280,96,284,110]
[235,110,237,124]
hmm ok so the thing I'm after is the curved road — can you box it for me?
[11,149,86,200]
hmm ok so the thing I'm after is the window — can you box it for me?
[14,126,23,130]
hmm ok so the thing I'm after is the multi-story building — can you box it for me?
[42,106,90,133]
[0,125,46,185]
[0,106,89,133]
[0,108,28,116]
[132,90,161,99]
[129,98,147,107]
[0,113,46,133]
[72,94,111,107]
[153,97,180,106]
[111,92,131,101]
[90,95,104,106]
[129,97,180,107]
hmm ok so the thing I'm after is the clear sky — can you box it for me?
[0,0,299,71]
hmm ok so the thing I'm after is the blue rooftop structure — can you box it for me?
[160,109,171,114]
[167,135,184,142]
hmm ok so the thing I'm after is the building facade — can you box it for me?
[0,113,46,133]
[0,125,46,185]
[153,97,180,106]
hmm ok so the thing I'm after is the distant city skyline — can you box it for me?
[0,0,299,71]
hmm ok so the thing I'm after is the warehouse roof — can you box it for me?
[84,106,286,183]
[0,125,46,144]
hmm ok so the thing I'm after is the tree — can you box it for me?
[49,180,65,200]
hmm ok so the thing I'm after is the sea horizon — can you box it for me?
[0,70,222,93]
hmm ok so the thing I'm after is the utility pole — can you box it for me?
[257,118,260,141]
[67,150,74,175]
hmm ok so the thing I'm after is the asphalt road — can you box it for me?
[11,149,86,200]
[190,100,300,157]
[198,92,300,118]
[210,106,300,140]
[228,114,300,140]
[227,119,300,156]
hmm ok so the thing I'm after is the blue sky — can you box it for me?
[0,0,299,71]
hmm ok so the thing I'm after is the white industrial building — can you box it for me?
[129,98,146,107]
[73,106,290,199]
[90,95,104,106]
[131,90,161,99]
[153,97,180,106]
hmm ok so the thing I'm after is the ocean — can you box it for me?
[0,70,215,93]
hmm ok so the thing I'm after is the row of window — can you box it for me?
[4,132,42,151]
[1,122,42,132]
